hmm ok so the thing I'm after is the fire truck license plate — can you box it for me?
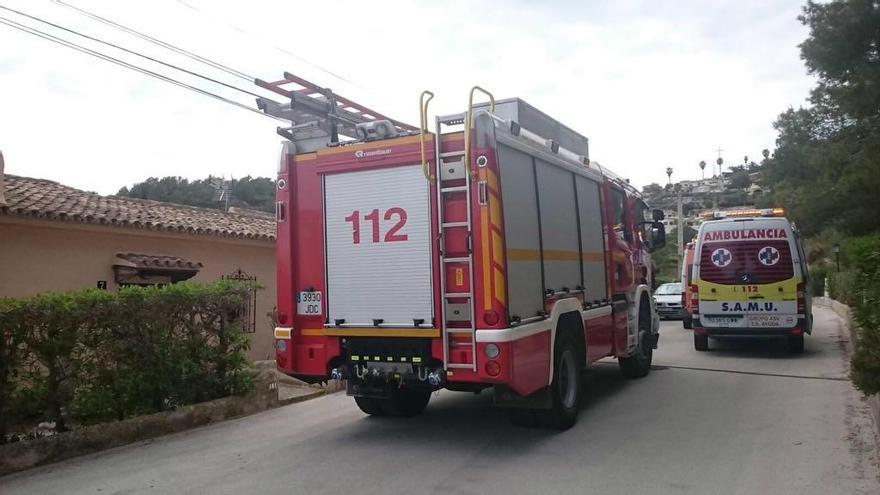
[297,291,322,316]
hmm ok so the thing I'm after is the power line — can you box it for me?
[52,0,254,83]
[0,15,287,122]
[0,4,270,101]
[175,0,371,94]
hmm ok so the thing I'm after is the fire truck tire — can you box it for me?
[694,333,709,351]
[540,333,582,430]
[354,396,387,416]
[787,334,804,354]
[380,388,432,417]
[619,309,653,379]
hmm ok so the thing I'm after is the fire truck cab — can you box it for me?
[262,75,666,429]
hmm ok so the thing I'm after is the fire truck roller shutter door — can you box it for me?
[497,144,544,320]
[536,161,581,294]
[324,165,433,326]
[575,176,606,303]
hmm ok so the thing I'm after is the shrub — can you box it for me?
[0,281,255,438]
[808,267,827,297]
[846,235,880,395]
[828,270,857,306]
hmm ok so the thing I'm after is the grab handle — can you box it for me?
[419,90,435,182]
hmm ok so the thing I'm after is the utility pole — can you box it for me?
[676,188,684,279]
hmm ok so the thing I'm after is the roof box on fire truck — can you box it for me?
[473,98,590,160]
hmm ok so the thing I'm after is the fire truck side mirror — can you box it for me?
[652,208,665,222]
[647,222,666,253]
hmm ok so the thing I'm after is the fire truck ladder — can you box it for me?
[255,71,418,146]
[431,86,495,372]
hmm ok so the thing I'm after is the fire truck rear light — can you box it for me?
[484,310,500,325]
[484,343,500,359]
[485,360,501,376]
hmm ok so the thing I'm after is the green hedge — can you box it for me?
[845,236,880,395]
[0,281,254,442]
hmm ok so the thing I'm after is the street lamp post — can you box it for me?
[833,243,840,272]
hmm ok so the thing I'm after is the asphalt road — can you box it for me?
[2,304,878,495]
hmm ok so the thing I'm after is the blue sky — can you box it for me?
[0,0,814,194]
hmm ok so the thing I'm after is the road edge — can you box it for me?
[817,297,880,463]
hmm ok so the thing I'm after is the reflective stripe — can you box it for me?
[475,305,611,343]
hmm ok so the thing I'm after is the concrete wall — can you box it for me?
[0,217,276,361]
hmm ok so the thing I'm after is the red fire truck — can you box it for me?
[259,73,666,429]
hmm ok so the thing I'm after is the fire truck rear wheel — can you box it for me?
[354,396,388,416]
[540,334,582,430]
[381,388,432,417]
[619,308,653,379]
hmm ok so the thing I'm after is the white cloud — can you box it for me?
[0,0,813,194]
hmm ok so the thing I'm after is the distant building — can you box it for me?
[0,172,277,362]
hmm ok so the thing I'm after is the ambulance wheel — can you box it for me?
[620,309,653,379]
[354,396,387,416]
[540,334,582,430]
[694,333,709,351]
[787,334,804,354]
[381,388,432,417]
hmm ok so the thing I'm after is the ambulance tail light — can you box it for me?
[690,284,699,308]
[797,282,806,313]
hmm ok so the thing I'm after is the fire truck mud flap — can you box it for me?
[493,385,552,409]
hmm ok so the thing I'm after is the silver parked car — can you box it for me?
[654,282,684,319]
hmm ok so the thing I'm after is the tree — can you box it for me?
[117,176,276,213]
[762,0,880,236]
[728,169,751,189]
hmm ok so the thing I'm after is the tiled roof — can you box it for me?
[0,175,275,241]
[114,252,204,271]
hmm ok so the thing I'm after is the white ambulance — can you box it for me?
[691,209,812,353]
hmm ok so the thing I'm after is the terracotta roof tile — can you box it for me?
[114,252,204,270]
[0,175,275,241]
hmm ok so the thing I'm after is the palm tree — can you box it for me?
[666,167,673,185]
[699,160,706,179]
